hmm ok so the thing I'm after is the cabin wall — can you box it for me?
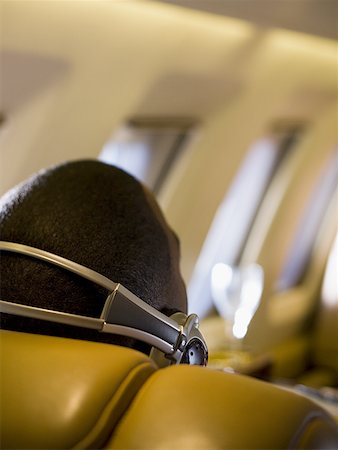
[0,0,252,193]
[244,105,338,350]
[164,30,337,282]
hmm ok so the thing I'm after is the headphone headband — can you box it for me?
[0,241,208,366]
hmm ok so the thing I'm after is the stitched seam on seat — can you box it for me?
[71,361,156,449]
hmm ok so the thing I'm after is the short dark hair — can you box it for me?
[0,160,187,351]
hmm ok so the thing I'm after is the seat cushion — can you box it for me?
[0,330,156,449]
[108,365,338,449]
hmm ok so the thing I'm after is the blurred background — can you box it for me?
[1,0,337,383]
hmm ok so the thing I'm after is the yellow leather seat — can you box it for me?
[301,234,338,388]
[0,330,156,449]
[270,234,338,389]
[1,330,337,449]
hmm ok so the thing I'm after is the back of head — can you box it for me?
[0,160,187,350]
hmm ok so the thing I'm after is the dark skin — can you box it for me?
[0,160,187,353]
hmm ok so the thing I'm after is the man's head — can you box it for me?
[0,160,187,351]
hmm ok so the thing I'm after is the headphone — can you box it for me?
[0,241,208,367]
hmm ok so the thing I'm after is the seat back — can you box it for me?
[0,330,156,449]
[1,329,337,449]
[312,233,338,379]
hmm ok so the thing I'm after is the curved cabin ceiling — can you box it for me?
[0,0,256,194]
[158,0,338,40]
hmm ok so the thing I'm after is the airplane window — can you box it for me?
[188,126,301,318]
[321,231,338,308]
[99,118,195,196]
[276,148,338,291]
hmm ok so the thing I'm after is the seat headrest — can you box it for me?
[0,330,156,449]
